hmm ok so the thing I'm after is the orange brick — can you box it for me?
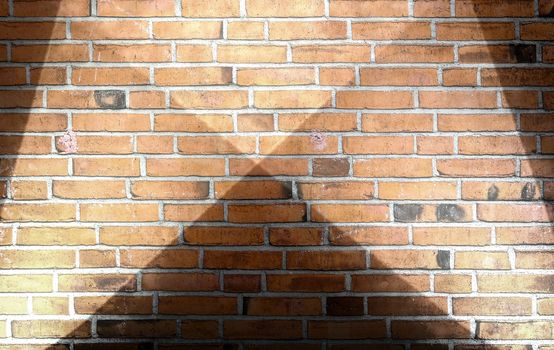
[375,45,454,63]
[343,136,413,155]
[228,21,264,40]
[17,227,96,246]
[354,158,433,178]
[164,204,224,222]
[298,181,374,200]
[215,180,291,199]
[329,226,408,245]
[269,227,324,246]
[93,44,171,62]
[455,251,510,269]
[182,0,240,17]
[293,45,370,63]
[176,44,213,62]
[0,250,74,269]
[462,181,540,201]
[360,68,437,86]
[260,136,338,155]
[478,204,553,222]
[237,68,315,86]
[414,0,451,17]
[0,158,67,176]
[178,136,256,154]
[80,203,159,222]
[435,274,472,293]
[439,114,516,131]
[0,113,67,132]
[353,22,431,40]
[185,226,264,245]
[319,68,356,86]
[309,320,386,339]
[73,113,150,131]
[437,159,516,177]
[137,135,174,153]
[270,21,346,40]
[330,0,408,17]
[153,21,222,39]
[159,296,236,315]
[456,0,534,17]
[379,181,457,200]
[230,158,309,176]
[129,91,166,109]
[171,90,248,109]
[371,250,450,269]
[155,67,232,86]
[229,204,306,223]
[100,226,179,246]
[458,136,535,155]
[73,157,140,176]
[337,91,413,109]
[120,249,198,268]
[53,180,126,199]
[247,0,323,17]
[279,113,356,131]
[80,249,116,268]
[131,181,209,199]
[72,67,150,85]
[417,136,454,155]
[30,67,67,85]
[255,90,332,109]
[147,158,225,176]
[419,91,497,109]
[437,22,515,40]
[12,320,91,338]
[218,45,287,63]
[10,181,48,200]
[14,0,90,16]
[442,68,478,86]
[155,113,233,132]
[71,20,149,39]
[97,0,175,16]
[311,204,389,223]
[0,90,43,108]
[205,250,282,269]
[414,227,491,246]
[12,44,88,62]
[59,274,136,292]
[75,296,152,315]
[0,204,75,222]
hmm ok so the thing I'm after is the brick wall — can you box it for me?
[0,0,553,348]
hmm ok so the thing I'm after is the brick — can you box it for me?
[159,296,236,315]
[142,273,218,291]
[502,90,540,109]
[155,67,231,86]
[155,114,232,132]
[392,321,470,339]
[462,181,540,201]
[298,181,373,200]
[97,320,176,338]
[181,320,219,339]
[12,44,88,62]
[0,21,66,39]
[270,227,324,246]
[435,274,472,293]
[260,135,337,154]
[539,298,554,315]
[72,20,149,39]
[53,180,125,199]
[287,250,366,270]
[337,91,413,109]
[215,180,291,199]
[80,203,159,222]
[229,203,306,223]
[0,250,74,268]
[478,203,553,222]
[48,90,126,109]
[414,0,450,17]
[73,113,150,131]
[352,274,429,292]
[343,136,413,154]
[247,0,323,17]
[329,226,408,245]
[293,45,370,62]
[154,21,221,39]
[58,274,136,292]
[439,114,516,131]
[176,44,213,62]
[93,44,171,62]
[224,274,261,292]
[75,296,152,315]
[0,113,67,132]
[204,250,282,269]
[73,158,140,176]
[97,0,175,16]
[455,251,510,269]
[354,158,433,177]
[312,204,389,223]
[14,0,90,16]
[308,320,386,339]
[482,68,554,87]
[33,297,68,315]
[267,274,345,292]
[417,136,454,155]
[360,68,437,86]
[228,21,264,39]
[219,45,287,63]
[362,113,433,132]
[443,68,477,86]
[0,204,75,222]
[130,91,166,109]
[147,158,225,176]
[131,181,209,199]
[224,320,302,339]
[438,22,515,40]
[437,159,516,177]
[496,226,554,245]
[255,90,332,109]
[11,181,48,200]
[455,0,534,17]
[171,90,248,109]
[178,136,255,154]
[379,181,457,200]
[0,136,51,154]
[319,68,356,86]
[245,297,321,316]
[72,67,150,86]
[183,0,240,17]
[279,113,356,131]
[413,227,491,246]
[375,45,454,63]
[120,249,198,268]
[238,68,315,86]
[164,204,224,221]
[0,297,27,314]
[459,136,535,155]
[0,90,43,108]
[100,226,179,246]
[330,0,408,17]
[30,67,67,85]
[477,321,554,340]
[372,250,450,270]
[459,45,536,64]
[312,158,349,177]
[367,297,447,315]
[515,251,554,269]
[0,275,52,292]
[270,21,346,39]
[420,91,497,109]
[478,274,554,293]
[12,320,91,338]
[185,226,263,245]
[0,158,67,176]
[79,249,116,268]
[353,22,431,40]
[327,297,364,316]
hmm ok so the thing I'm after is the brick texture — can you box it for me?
[0,0,552,348]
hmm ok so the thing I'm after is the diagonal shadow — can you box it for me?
[0,0,552,349]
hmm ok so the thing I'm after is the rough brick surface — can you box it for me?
[0,0,553,348]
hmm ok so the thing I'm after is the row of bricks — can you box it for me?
[1,225,552,246]
[0,157,552,177]
[0,21,553,41]
[0,0,552,18]
[1,89,554,109]
[0,179,548,201]
[0,271,552,292]
[2,113,553,133]
[2,44,554,63]
[2,67,554,89]
[0,247,550,270]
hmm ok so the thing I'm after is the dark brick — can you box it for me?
[313,157,350,177]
